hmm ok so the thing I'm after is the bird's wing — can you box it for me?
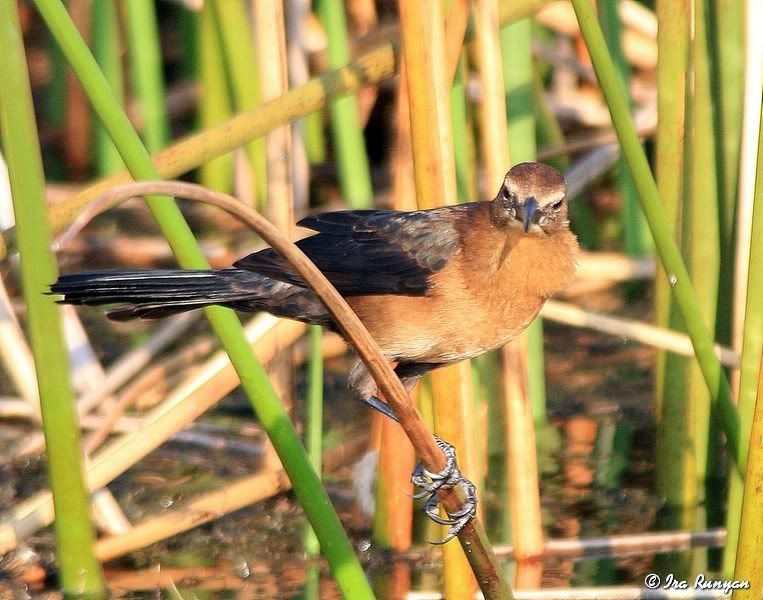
[233,207,468,295]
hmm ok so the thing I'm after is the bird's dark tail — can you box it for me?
[50,268,331,325]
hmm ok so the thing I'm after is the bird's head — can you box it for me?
[489,162,568,235]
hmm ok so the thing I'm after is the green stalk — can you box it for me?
[653,0,689,429]
[708,0,744,347]
[598,0,649,262]
[304,325,324,600]
[45,38,68,180]
[451,54,477,203]
[33,2,374,596]
[304,111,327,165]
[46,39,67,129]
[652,2,690,569]
[733,364,763,597]
[316,0,374,208]
[725,108,763,577]
[211,0,267,207]
[569,0,741,470]
[91,0,124,175]
[501,18,546,427]
[197,3,234,193]
[658,0,720,576]
[123,0,170,152]
[0,1,104,593]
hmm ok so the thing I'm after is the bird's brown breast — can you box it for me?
[347,204,578,364]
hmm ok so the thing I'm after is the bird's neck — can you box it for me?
[459,205,579,300]
[501,228,579,299]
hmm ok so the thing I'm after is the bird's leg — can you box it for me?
[349,360,478,543]
[348,361,401,422]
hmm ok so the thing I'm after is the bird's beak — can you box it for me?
[521,197,538,233]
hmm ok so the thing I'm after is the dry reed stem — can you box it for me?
[731,0,763,394]
[95,434,366,561]
[541,300,739,368]
[101,528,727,590]
[90,489,131,536]
[15,312,200,456]
[0,273,40,416]
[82,336,216,453]
[254,0,294,235]
[96,471,284,561]
[0,314,304,554]
[62,0,91,178]
[407,589,729,599]
[575,251,655,281]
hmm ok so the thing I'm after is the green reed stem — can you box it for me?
[211,0,267,207]
[733,363,763,597]
[33,2,374,596]
[91,0,124,175]
[303,324,323,600]
[451,54,477,203]
[725,107,763,577]
[709,0,744,348]
[304,111,328,165]
[304,324,324,558]
[0,1,104,593]
[316,0,373,208]
[653,0,711,577]
[124,0,170,152]
[570,0,741,470]
[598,0,649,262]
[197,3,234,193]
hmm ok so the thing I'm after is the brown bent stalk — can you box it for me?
[56,180,512,599]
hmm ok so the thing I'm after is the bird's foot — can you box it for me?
[411,436,478,544]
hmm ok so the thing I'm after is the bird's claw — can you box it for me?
[411,436,478,544]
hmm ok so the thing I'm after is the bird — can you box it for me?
[51,161,578,539]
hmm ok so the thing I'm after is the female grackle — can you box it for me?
[51,161,578,539]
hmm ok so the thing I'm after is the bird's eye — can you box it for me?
[551,199,563,211]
